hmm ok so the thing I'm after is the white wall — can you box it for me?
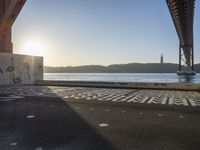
[0,52,43,85]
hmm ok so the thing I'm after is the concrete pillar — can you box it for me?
[0,26,12,53]
[0,0,26,53]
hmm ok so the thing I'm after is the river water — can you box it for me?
[44,73,200,83]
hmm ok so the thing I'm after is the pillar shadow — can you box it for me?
[0,86,116,150]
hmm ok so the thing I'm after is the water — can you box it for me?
[44,73,200,83]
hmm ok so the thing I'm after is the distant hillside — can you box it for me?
[44,63,200,73]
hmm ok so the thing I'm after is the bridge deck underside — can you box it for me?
[166,0,195,67]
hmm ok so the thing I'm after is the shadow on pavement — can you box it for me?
[0,86,116,150]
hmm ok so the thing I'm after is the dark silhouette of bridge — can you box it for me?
[166,0,196,75]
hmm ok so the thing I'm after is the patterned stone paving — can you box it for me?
[0,86,200,107]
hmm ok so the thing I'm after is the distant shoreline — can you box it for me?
[44,63,200,73]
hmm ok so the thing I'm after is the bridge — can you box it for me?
[1,1,200,149]
[0,0,197,76]
[166,0,196,75]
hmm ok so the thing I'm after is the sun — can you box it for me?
[20,40,46,57]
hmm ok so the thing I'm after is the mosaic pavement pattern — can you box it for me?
[0,86,200,107]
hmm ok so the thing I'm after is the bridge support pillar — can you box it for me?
[0,0,43,85]
[0,26,12,53]
[178,43,195,75]
[0,0,26,53]
[0,53,43,85]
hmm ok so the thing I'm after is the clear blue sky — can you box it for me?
[13,0,200,66]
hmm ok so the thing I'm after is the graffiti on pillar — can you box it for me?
[0,53,43,85]
[5,57,31,84]
[6,57,16,83]
[10,72,22,84]
[21,62,31,79]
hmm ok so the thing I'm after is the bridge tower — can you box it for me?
[160,54,163,64]
[166,0,196,75]
[0,0,26,53]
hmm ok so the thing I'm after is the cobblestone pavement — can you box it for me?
[0,86,200,107]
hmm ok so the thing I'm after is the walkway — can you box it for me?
[0,86,200,150]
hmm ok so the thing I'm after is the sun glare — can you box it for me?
[20,40,46,57]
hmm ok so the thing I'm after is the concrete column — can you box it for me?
[0,26,12,53]
[0,0,26,53]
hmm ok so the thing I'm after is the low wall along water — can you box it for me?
[0,52,43,85]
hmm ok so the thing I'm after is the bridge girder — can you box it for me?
[166,0,195,73]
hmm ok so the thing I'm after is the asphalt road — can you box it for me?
[0,86,200,150]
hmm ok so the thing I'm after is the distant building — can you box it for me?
[160,54,164,64]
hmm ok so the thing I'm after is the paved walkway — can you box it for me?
[1,86,200,107]
[0,86,200,150]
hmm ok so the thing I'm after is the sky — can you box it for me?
[13,0,200,67]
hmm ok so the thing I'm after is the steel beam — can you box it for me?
[166,0,195,75]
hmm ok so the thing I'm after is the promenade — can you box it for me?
[0,85,200,150]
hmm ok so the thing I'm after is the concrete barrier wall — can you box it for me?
[35,80,200,91]
[0,52,43,85]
